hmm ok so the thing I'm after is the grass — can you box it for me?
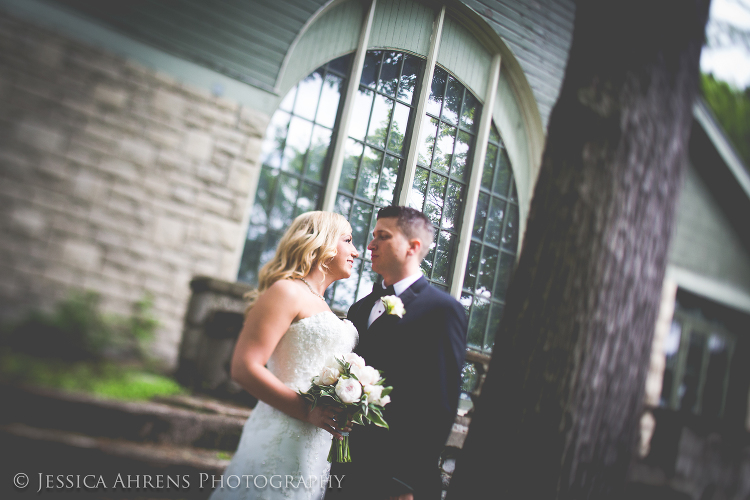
[0,349,186,401]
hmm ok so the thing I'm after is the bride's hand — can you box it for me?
[305,405,351,440]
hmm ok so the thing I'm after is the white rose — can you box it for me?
[335,377,362,404]
[317,366,341,386]
[378,395,391,406]
[343,353,366,369]
[363,384,383,404]
[352,365,380,386]
[381,296,406,317]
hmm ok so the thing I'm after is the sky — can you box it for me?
[701,0,750,89]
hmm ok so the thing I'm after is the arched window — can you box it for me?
[238,0,537,412]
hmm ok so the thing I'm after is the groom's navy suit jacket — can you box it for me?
[329,276,468,500]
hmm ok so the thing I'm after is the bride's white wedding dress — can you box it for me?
[209,311,358,500]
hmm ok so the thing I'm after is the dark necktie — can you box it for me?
[371,282,396,299]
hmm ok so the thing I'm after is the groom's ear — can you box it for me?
[406,238,422,257]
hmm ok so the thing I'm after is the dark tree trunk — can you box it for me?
[447,1,711,498]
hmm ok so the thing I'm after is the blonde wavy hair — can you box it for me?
[244,211,351,311]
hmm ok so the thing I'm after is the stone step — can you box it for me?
[0,383,248,452]
[0,422,229,500]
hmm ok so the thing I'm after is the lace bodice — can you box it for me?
[267,310,358,392]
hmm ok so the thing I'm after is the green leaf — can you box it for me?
[366,410,389,429]
[381,386,392,397]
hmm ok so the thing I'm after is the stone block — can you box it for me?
[196,192,232,218]
[183,130,213,162]
[99,158,138,181]
[11,207,47,238]
[119,137,157,166]
[148,126,182,149]
[213,137,243,157]
[15,120,66,153]
[93,84,129,110]
[171,185,196,204]
[238,106,269,137]
[196,163,227,184]
[157,149,190,171]
[227,160,257,194]
[152,88,187,116]
[154,215,187,248]
[62,238,102,271]
[242,137,263,163]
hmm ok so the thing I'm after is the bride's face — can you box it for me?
[328,232,359,280]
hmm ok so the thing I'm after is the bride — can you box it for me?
[209,211,359,500]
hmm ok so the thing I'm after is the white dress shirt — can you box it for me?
[367,273,422,327]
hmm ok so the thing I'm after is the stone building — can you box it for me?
[1,0,749,497]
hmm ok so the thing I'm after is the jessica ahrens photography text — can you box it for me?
[16,472,345,493]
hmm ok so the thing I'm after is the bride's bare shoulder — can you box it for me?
[260,279,304,303]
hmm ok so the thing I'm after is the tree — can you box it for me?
[447,1,711,498]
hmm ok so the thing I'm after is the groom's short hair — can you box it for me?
[377,206,435,259]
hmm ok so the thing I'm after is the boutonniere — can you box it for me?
[381,296,405,318]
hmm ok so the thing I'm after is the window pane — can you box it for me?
[486,197,506,246]
[424,173,447,226]
[368,94,393,149]
[462,241,481,292]
[306,125,331,182]
[452,130,471,182]
[294,71,323,121]
[377,155,399,206]
[316,73,343,128]
[442,181,463,230]
[335,193,352,218]
[399,54,420,105]
[282,117,313,174]
[502,202,519,252]
[409,166,429,211]
[493,151,512,196]
[269,173,299,230]
[357,259,378,301]
[680,333,705,412]
[356,146,383,201]
[361,50,382,88]
[333,258,361,310]
[468,296,489,349]
[387,102,410,155]
[339,139,363,194]
[442,77,462,125]
[473,193,490,240]
[261,110,290,169]
[660,320,682,406]
[482,144,498,190]
[294,181,322,217]
[493,251,515,296]
[350,201,374,254]
[477,247,498,295]
[461,92,479,133]
[426,66,447,117]
[433,123,455,174]
[279,86,296,112]
[418,115,438,166]
[433,230,455,284]
[378,52,401,97]
[350,89,374,141]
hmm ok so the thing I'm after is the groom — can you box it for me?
[328,206,468,500]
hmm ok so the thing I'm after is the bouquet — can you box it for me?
[299,353,392,463]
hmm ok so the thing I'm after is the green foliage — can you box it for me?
[700,73,750,168]
[0,350,185,401]
[1,290,159,362]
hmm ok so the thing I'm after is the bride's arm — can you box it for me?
[230,280,343,437]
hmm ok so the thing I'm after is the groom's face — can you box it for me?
[368,217,411,279]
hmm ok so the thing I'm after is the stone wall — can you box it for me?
[0,12,268,367]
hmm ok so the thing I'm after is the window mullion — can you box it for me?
[398,5,445,206]
[322,0,377,212]
[449,53,501,299]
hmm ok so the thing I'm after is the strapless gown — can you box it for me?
[209,311,358,500]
